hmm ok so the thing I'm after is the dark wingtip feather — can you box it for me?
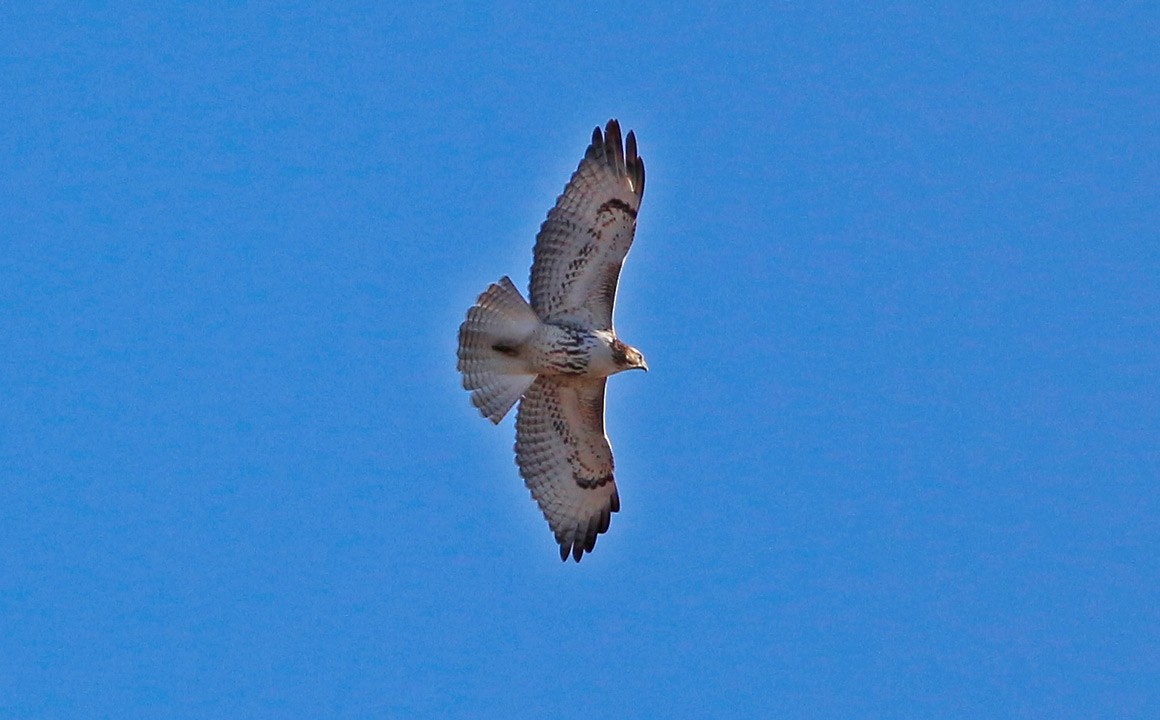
[583,119,645,199]
[603,120,625,175]
[625,130,645,199]
[605,118,621,142]
[583,516,599,553]
[585,126,603,165]
[638,158,646,198]
[597,506,611,534]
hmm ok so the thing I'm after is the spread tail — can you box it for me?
[457,276,540,423]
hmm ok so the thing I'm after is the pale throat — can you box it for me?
[587,329,620,376]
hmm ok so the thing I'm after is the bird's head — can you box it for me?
[611,339,649,373]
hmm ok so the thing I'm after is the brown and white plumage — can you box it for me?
[529,120,645,330]
[515,377,620,561]
[456,120,647,562]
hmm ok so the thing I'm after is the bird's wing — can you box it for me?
[528,119,645,331]
[514,376,620,562]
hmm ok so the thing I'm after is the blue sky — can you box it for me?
[2,3,1158,717]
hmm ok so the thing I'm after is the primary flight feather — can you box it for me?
[457,120,647,562]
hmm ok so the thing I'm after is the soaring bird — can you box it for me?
[457,119,648,562]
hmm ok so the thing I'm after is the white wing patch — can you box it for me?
[514,376,620,561]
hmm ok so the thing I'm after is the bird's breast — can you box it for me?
[526,324,617,378]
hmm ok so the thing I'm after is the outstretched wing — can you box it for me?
[514,376,620,562]
[528,119,645,331]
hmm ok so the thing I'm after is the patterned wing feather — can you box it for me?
[529,119,645,331]
[514,376,620,562]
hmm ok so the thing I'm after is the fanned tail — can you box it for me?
[457,277,540,423]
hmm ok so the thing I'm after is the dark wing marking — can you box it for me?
[528,119,645,331]
[514,376,620,561]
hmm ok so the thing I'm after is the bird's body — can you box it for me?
[456,120,647,562]
[506,324,636,379]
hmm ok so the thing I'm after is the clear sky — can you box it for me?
[2,3,1158,718]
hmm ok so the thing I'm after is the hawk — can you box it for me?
[457,119,648,562]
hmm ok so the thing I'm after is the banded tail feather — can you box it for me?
[457,276,540,423]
